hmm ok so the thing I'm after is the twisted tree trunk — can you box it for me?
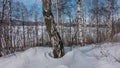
[42,0,64,58]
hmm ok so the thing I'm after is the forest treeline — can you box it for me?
[0,0,120,57]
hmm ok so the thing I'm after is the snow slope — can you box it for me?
[0,43,120,68]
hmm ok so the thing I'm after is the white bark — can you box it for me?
[107,0,112,41]
[42,0,64,58]
[56,0,60,32]
[77,0,84,46]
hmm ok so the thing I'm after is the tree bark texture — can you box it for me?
[42,0,64,58]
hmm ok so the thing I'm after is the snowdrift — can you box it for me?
[0,43,120,68]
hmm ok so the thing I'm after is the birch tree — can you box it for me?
[56,0,60,32]
[106,0,118,40]
[0,0,7,56]
[95,0,99,43]
[77,0,84,46]
[42,0,64,58]
[106,0,111,41]
[8,0,12,52]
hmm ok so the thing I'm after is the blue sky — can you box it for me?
[17,0,120,12]
[16,0,42,9]
[16,0,120,22]
[15,0,120,12]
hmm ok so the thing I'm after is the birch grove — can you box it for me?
[0,0,119,57]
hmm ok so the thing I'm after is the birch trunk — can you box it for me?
[0,0,7,56]
[95,0,99,43]
[107,0,112,41]
[56,0,60,32]
[42,0,64,58]
[8,0,12,52]
[77,0,84,46]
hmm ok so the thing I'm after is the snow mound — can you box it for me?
[0,43,120,68]
[56,65,68,68]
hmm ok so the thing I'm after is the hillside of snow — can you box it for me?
[0,43,120,68]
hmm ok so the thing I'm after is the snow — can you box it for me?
[113,33,120,42]
[0,43,120,68]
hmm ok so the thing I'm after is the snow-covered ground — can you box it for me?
[0,43,120,68]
